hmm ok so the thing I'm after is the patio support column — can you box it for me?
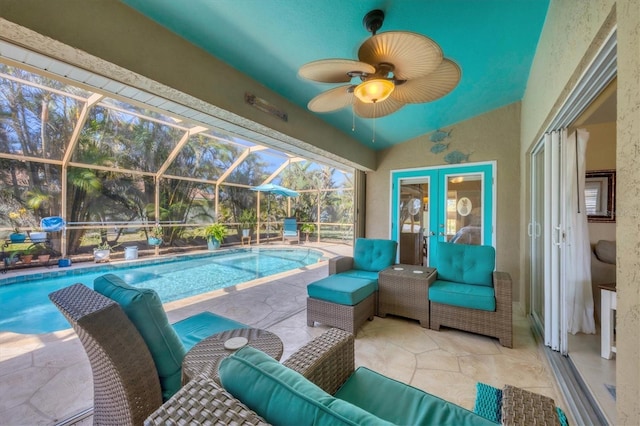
[60,93,103,257]
[316,189,321,243]
[256,192,261,244]
[215,184,219,221]
[154,176,160,255]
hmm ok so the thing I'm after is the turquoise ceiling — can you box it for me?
[122,0,549,150]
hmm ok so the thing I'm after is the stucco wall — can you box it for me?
[521,1,616,146]
[614,1,640,422]
[584,122,617,171]
[367,103,521,300]
[522,0,639,421]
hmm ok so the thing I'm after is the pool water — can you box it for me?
[0,248,323,334]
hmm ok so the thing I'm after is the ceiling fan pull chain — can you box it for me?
[372,102,377,143]
[352,105,356,132]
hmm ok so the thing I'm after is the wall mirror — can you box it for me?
[585,169,615,222]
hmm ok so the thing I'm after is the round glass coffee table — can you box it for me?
[182,328,283,384]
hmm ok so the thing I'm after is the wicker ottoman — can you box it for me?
[378,265,436,327]
[307,293,376,334]
[307,274,378,334]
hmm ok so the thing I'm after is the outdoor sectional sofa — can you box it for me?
[147,327,565,425]
[148,328,479,425]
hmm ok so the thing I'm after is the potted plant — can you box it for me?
[148,224,163,246]
[33,244,51,263]
[204,223,226,250]
[239,209,256,238]
[301,223,315,243]
[5,251,20,267]
[29,227,47,243]
[20,246,35,264]
[8,208,27,243]
[93,241,112,263]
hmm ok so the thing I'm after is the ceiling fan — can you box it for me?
[299,9,461,119]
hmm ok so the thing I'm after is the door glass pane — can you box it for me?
[531,147,545,326]
[399,180,428,265]
[444,174,482,245]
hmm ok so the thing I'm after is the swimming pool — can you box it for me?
[0,248,324,334]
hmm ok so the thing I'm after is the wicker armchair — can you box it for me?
[429,243,513,348]
[49,283,163,425]
[430,271,513,348]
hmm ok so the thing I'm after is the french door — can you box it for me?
[391,162,495,266]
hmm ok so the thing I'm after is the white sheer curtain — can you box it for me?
[564,128,595,334]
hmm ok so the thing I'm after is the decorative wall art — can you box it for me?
[585,169,615,222]
[428,128,472,164]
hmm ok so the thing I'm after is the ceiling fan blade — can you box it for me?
[354,97,404,118]
[299,59,376,83]
[391,59,462,104]
[307,85,355,113]
[358,31,443,80]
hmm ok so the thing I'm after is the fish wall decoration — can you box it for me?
[429,129,452,142]
[444,150,471,164]
[430,143,450,154]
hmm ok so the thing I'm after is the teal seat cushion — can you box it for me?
[307,275,377,306]
[172,311,247,351]
[352,238,397,272]
[429,280,496,311]
[93,273,185,401]
[436,242,495,286]
[335,367,496,426]
[338,269,379,282]
[219,346,391,426]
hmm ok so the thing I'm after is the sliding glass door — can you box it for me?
[530,131,566,353]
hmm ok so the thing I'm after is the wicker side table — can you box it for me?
[182,328,283,385]
[378,265,436,327]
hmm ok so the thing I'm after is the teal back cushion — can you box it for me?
[93,274,186,401]
[352,238,397,272]
[335,367,496,426]
[435,242,495,286]
[219,346,392,426]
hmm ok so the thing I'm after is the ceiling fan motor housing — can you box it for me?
[363,9,385,35]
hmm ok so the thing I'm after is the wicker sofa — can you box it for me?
[147,328,492,425]
[147,328,565,425]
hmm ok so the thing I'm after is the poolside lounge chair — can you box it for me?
[282,217,300,243]
[49,276,247,425]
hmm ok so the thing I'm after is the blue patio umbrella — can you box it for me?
[251,184,299,241]
[251,183,299,198]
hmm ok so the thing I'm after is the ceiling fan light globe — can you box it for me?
[354,79,395,104]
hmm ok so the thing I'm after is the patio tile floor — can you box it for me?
[0,243,567,425]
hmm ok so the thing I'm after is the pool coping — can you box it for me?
[0,245,329,287]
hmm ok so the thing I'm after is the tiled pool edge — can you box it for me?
[0,246,326,287]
